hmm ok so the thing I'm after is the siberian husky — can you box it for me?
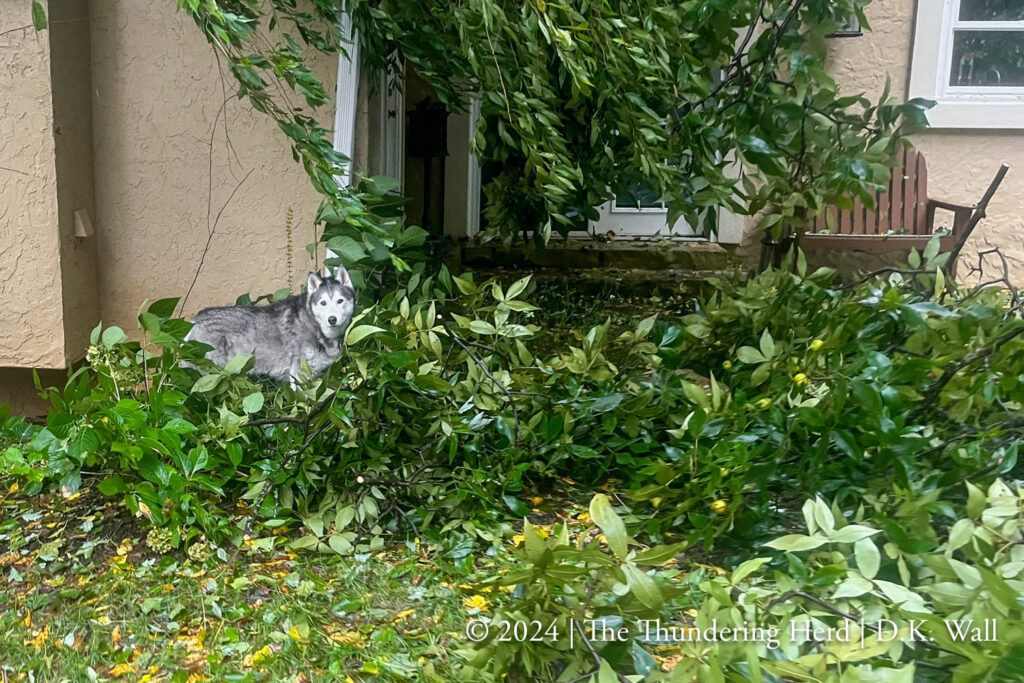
[184,269,355,385]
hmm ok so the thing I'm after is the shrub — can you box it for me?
[460,485,1024,681]
[3,245,1023,560]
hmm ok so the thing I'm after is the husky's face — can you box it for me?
[307,269,355,340]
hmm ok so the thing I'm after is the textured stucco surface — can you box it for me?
[50,0,101,363]
[2,0,336,412]
[88,1,337,328]
[741,0,1024,277]
[0,3,65,368]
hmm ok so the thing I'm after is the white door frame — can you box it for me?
[444,98,483,238]
[333,17,360,188]
[372,68,405,187]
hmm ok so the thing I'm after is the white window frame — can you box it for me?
[589,153,744,243]
[908,0,1024,129]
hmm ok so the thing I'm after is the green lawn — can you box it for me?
[0,482,475,682]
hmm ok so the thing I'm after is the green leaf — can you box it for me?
[736,346,766,364]
[334,506,356,532]
[502,495,530,516]
[31,1,47,31]
[631,641,658,676]
[101,326,128,349]
[758,329,776,359]
[623,562,663,609]
[589,494,629,559]
[762,534,829,552]
[522,520,547,563]
[148,297,180,318]
[328,535,353,555]
[855,538,880,579]
[191,374,222,394]
[739,134,774,156]
[326,235,368,263]
[830,524,879,544]
[833,575,875,599]
[633,541,687,565]
[966,481,986,517]
[97,476,128,496]
[598,660,618,683]
[346,325,385,345]
[731,557,771,584]
[505,275,531,300]
[223,353,254,375]
[468,320,497,335]
[241,392,265,414]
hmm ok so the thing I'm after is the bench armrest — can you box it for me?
[926,198,974,235]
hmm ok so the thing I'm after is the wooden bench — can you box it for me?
[798,148,974,254]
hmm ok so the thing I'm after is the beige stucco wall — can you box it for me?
[51,0,101,364]
[0,2,65,369]
[767,0,1023,278]
[89,1,337,328]
[1,0,337,413]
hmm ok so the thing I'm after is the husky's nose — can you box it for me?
[328,316,337,325]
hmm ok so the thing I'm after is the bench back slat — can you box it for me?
[809,149,931,236]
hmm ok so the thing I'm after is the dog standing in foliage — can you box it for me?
[185,269,355,386]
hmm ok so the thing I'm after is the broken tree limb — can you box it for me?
[944,163,1011,279]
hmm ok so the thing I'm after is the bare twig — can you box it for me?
[179,168,255,314]
[837,267,931,290]
[572,619,632,683]
[921,323,1024,410]
[0,24,31,38]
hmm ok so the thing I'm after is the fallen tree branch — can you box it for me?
[944,163,1010,278]
[764,590,955,667]
[236,389,339,546]
[438,316,521,450]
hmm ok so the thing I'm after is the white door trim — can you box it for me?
[374,71,405,187]
[333,16,361,187]
[327,16,361,275]
[443,98,482,238]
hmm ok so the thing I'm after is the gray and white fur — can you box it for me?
[184,269,355,385]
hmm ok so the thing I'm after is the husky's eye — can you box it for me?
[320,301,327,306]
[336,298,343,304]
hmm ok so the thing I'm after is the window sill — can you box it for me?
[921,100,1024,129]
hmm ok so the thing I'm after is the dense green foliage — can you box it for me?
[177,0,930,244]
[4,244,1024,677]
[463,485,1024,681]
[4,244,1022,546]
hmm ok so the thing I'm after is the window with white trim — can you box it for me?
[908,0,1024,129]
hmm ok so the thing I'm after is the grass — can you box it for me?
[0,482,479,682]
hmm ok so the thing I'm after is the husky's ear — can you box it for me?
[334,264,353,288]
[306,272,323,294]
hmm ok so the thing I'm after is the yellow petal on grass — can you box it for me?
[26,624,50,650]
[463,595,488,611]
[108,661,136,677]
[244,645,274,667]
[22,611,30,628]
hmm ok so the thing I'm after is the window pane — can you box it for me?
[614,182,664,209]
[959,0,1024,21]
[949,30,1024,86]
